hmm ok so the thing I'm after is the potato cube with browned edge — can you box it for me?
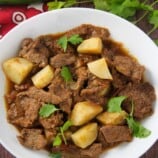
[71,123,98,148]
[77,37,103,54]
[32,65,54,89]
[87,58,113,80]
[70,101,103,126]
[97,111,127,125]
[3,57,33,84]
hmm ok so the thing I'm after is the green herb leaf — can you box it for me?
[126,116,151,138]
[61,66,73,83]
[61,120,72,132]
[107,96,127,112]
[93,0,110,11]
[53,134,62,146]
[57,36,68,52]
[68,34,83,45]
[64,0,76,7]
[49,152,62,158]
[39,104,59,118]
[47,1,66,10]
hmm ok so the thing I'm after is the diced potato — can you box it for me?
[70,101,103,126]
[3,57,33,84]
[71,123,98,148]
[87,58,113,80]
[97,111,127,125]
[32,65,54,89]
[77,37,103,54]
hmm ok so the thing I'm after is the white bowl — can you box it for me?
[0,8,158,158]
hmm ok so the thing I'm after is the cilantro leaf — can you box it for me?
[39,104,59,118]
[126,116,151,138]
[47,1,66,10]
[53,134,62,146]
[68,34,83,45]
[57,34,83,52]
[148,10,158,34]
[93,0,110,11]
[61,66,73,83]
[107,96,127,112]
[62,120,72,132]
[49,152,62,158]
[57,36,68,52]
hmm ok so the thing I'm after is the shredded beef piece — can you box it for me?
[39,112,63,129]
[119,82,156,119]
[50,53,76,68]
[112,56,145,82]
[18,129,47,150]
[100,125,132,144]
[19,38,50,68]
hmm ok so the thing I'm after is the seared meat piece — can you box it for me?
[99,125,132,144]
[7,93,42,127]
[19,38,50,68]
[80,143,102,158]
[119,82,156,119]
[50,53,76,68]
[49,73,72,113]
[81,77,110,105]
[52,143,102,158]
[18,129,47,150]
[39,112,63,129]
[25,86,62,104]
[65,24,110,41]
[5,90,17,104]
[112,56,145,81]
[14,83,31,92]
[111,67,129,89]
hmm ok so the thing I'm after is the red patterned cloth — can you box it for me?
[0,3,48,39]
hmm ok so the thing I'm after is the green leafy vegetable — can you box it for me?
[39,104,59,118]
[148,10,158,34]
[49,152,62,158]
[107,96,127,112]
[154,39,158,45]
[61,120,72,131]
[61,66,73,83]
[68,34,83,45]
[53,134,62,146]
[53,120,72,146]
[47,1,65,10]
[93,0,110,11]
[57,34,83,52]
[57,36,68,52]
[126,116,151,138]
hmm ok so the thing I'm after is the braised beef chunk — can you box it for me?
[19,38,50,68]
[51,144,102,158]
[65,24,110,41]
[18,129,47,150]
[112,56,145,82]
[100,125,132,144]
[39,112,63,129]
[119,82,156,119]
[8,93,42,127]
[50,53,76,68]
[4,24,156,158]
